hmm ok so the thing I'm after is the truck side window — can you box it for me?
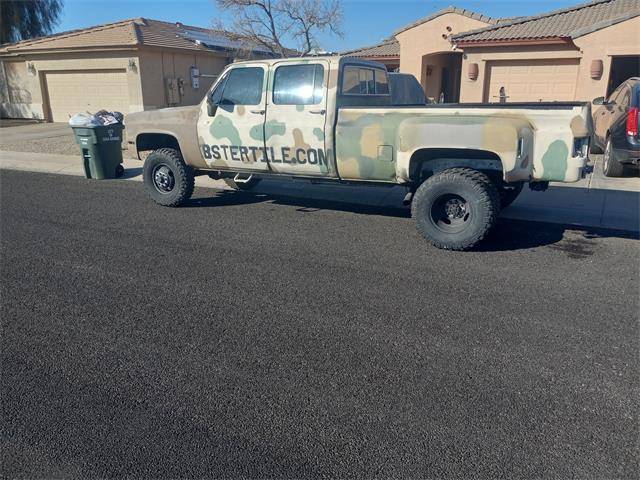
[273,64,324,105]
[342,66,390,95]
[218,67,264,106]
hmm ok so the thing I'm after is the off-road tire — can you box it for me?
[497,182,524,209]
[603,137,624,177]
[412,168,500,251]
[143,148,194,207]
[223,176,261,191]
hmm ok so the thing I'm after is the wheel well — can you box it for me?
[136,133,180,153]
[408,148,503,184]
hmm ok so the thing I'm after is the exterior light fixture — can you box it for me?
[590,59,603,79]
[468,63,479,80]
[27,62,36,75]
[128,58,138,73]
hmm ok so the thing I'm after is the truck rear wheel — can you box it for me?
[412,168,500,250]
[143,148,194,207]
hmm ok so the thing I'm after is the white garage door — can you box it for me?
[484,59,579,102]
[44,70,129,122]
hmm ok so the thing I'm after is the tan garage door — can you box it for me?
[44,70,129,122]
[484,59,579,102]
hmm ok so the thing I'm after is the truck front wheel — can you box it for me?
[143,148,194,207]
[412,168,500,250]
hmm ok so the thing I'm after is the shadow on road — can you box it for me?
[184,188,638,253]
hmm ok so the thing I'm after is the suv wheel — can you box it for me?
[603,137,624,177]
[412,168,500,250]
[143,148,194,207]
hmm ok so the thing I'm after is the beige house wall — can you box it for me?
[0,50,141,120]
[459,16,640,103]
[0,48,230,120]
[573,16,640,101]
[138,49,229,110]
[396,13,491,90]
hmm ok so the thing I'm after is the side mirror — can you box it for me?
[592,96,606,105]
[207,99,218,117]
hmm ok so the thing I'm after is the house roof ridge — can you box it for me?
[1,18,140,50]
[451,0,631,41]
[394,5,497,36]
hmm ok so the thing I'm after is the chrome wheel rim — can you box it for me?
[430,194,471,233]
[152,164,175,194]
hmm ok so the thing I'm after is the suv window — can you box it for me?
[215,67,264,106]
[273,64,324,105]
[342,66,390,95]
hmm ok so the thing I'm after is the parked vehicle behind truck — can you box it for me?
[591,77,640,177]
[126,56,592,250]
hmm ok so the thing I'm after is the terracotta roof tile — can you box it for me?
[452,0,640,43]
[0,18,258,54]
[343,37,400,58]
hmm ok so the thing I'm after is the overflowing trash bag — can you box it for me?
[68,110,124,127]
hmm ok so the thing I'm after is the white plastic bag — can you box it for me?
[68,113,99,127]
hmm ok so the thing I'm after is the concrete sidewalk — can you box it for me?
[1,149,638,233]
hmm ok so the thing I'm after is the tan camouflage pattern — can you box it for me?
[127,55,591,184]
[336,106,590,183]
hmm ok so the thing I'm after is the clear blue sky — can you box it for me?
[56,0,582,52]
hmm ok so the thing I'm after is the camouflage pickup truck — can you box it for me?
[126,56,592,250]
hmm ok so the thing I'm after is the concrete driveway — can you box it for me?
[0,121,72,142]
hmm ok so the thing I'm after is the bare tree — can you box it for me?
[214,0,343,57]
[1,0,64,45]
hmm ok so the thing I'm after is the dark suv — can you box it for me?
[592,77,640,177]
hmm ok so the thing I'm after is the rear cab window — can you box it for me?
[342,65,389,96]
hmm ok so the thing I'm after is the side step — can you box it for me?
[233,173,254,184]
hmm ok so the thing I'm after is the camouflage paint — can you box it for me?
[540,140,569,181]
[128,55,590,184]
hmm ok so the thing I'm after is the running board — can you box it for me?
[233,173,253,184]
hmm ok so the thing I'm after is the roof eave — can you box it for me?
[347,55,400,61]
[455,37,573,48]
[0,45,140,56]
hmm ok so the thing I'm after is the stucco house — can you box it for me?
[347,0,640,103]
[0,18,272,122]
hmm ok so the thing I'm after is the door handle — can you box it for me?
[250,109,265,115]
[309,109,326,115]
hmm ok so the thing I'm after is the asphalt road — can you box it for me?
[1,170,638,479]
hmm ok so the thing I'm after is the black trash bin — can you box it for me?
[72,124,124,179]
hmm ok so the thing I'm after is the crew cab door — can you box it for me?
[264,60,332,176]
[197,63,270,171]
